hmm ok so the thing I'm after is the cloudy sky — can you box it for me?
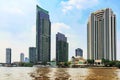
[0,0,120,62]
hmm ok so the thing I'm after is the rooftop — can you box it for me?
[37,5,49,14]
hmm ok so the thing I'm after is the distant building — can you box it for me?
[6,48,11,64]
[20,53,24,62]
[75,48,83,57]
[56,32,68,64]
[24,57,29,63]
[87,8,116,61]
[29,47,36,63]
[36,5,51,64]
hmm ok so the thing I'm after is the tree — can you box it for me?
[87,59,94,65]
[115,61,120,68]
[64,62,69,67]
[101,58,110,66]
[109,61,116,67]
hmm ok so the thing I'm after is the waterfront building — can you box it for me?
[71,56,86,66]
[6,48,11,64]
[36,5,51,64]
[75,48,83,57]
[56,32,68,64]
[29,47,36,63]
[20,53,24,62]
[87,8,116,61]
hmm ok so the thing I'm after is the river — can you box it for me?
[0,67,120,80]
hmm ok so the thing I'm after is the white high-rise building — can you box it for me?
[87,8,116,61]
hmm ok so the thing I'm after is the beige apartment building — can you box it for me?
[87,8,116,61]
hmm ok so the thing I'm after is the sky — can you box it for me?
[0,0,120,63]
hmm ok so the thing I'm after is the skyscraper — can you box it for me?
[75,48,83,57]
[20,53,24,62]
[6,48,11,64]
[87,8,116,61]
[29,47,36,63]
[56,32,68,63]
[36,5,51,64]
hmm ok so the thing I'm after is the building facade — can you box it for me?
[29,47,36,63]
[36,5,51,64]
[6,48,11,64]
[87,8,116,61]
[75,48,83,57]
[20,53,24,62]
[71,56,86,66]
[56,32,68,63]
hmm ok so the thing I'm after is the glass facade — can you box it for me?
[36,5,51,64]
[56,32,68,63]
[29,47,36,63]
[75,48,83,57]
[6,48,11,64]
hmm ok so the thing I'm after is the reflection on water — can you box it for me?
[30,68,71,80]
[0,67,120,80]
[30,68,89,80]
[86,68,119,80]
[30,68,120,80]
[54,68,70,80]
[30,68,51,80]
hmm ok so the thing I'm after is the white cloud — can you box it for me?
[0,24,36,63]
[61,0,99,13]
[3,7,24,15]
[51,22,70,34]
[0,0,36,62]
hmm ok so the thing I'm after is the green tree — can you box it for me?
[115,61,120,68]
[101,58,110,66]
[64,62,69,67]
[19,62,33,67]
[109,61,116,67]
[87,59,94,65]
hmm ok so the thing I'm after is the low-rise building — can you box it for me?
[71,56,86,67]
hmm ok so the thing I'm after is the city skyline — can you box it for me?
[0,0,120,62]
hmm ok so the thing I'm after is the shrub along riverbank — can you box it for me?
[87,58,120,68]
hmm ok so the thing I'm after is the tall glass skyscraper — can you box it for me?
[56,32,68,64]
[87,8,116,61]
[36,5,51,64]
[6,48,11,64]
